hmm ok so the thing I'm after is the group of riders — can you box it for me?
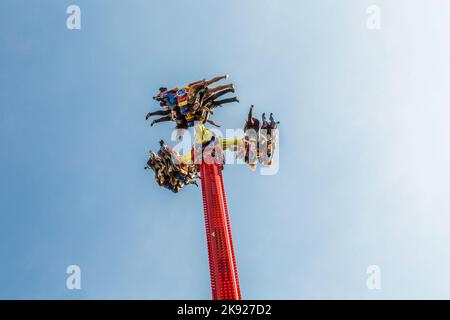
[145,74,238,129]
[144,140,199,193]
[144,75,279,193]
[240,104,280,170]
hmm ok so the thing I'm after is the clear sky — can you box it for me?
[1,0,450,299]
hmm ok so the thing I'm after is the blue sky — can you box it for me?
[1,0,450,299]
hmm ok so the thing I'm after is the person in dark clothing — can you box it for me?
[150,115,172,127]
[244,105,260,132]
[211,97,239,107]
[203,87,235,104]
[145,108,170,120]
[262,112,280,129]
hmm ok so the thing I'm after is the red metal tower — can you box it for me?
[199,161,242,300]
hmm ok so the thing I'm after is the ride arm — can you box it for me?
[221,138,244,151]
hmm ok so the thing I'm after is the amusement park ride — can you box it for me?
[144,75,279,300]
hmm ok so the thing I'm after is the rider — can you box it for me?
[261,113,280,130]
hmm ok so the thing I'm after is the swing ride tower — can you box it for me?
[199,160,242,300]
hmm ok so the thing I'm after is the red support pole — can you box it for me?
[199,161,242,300]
